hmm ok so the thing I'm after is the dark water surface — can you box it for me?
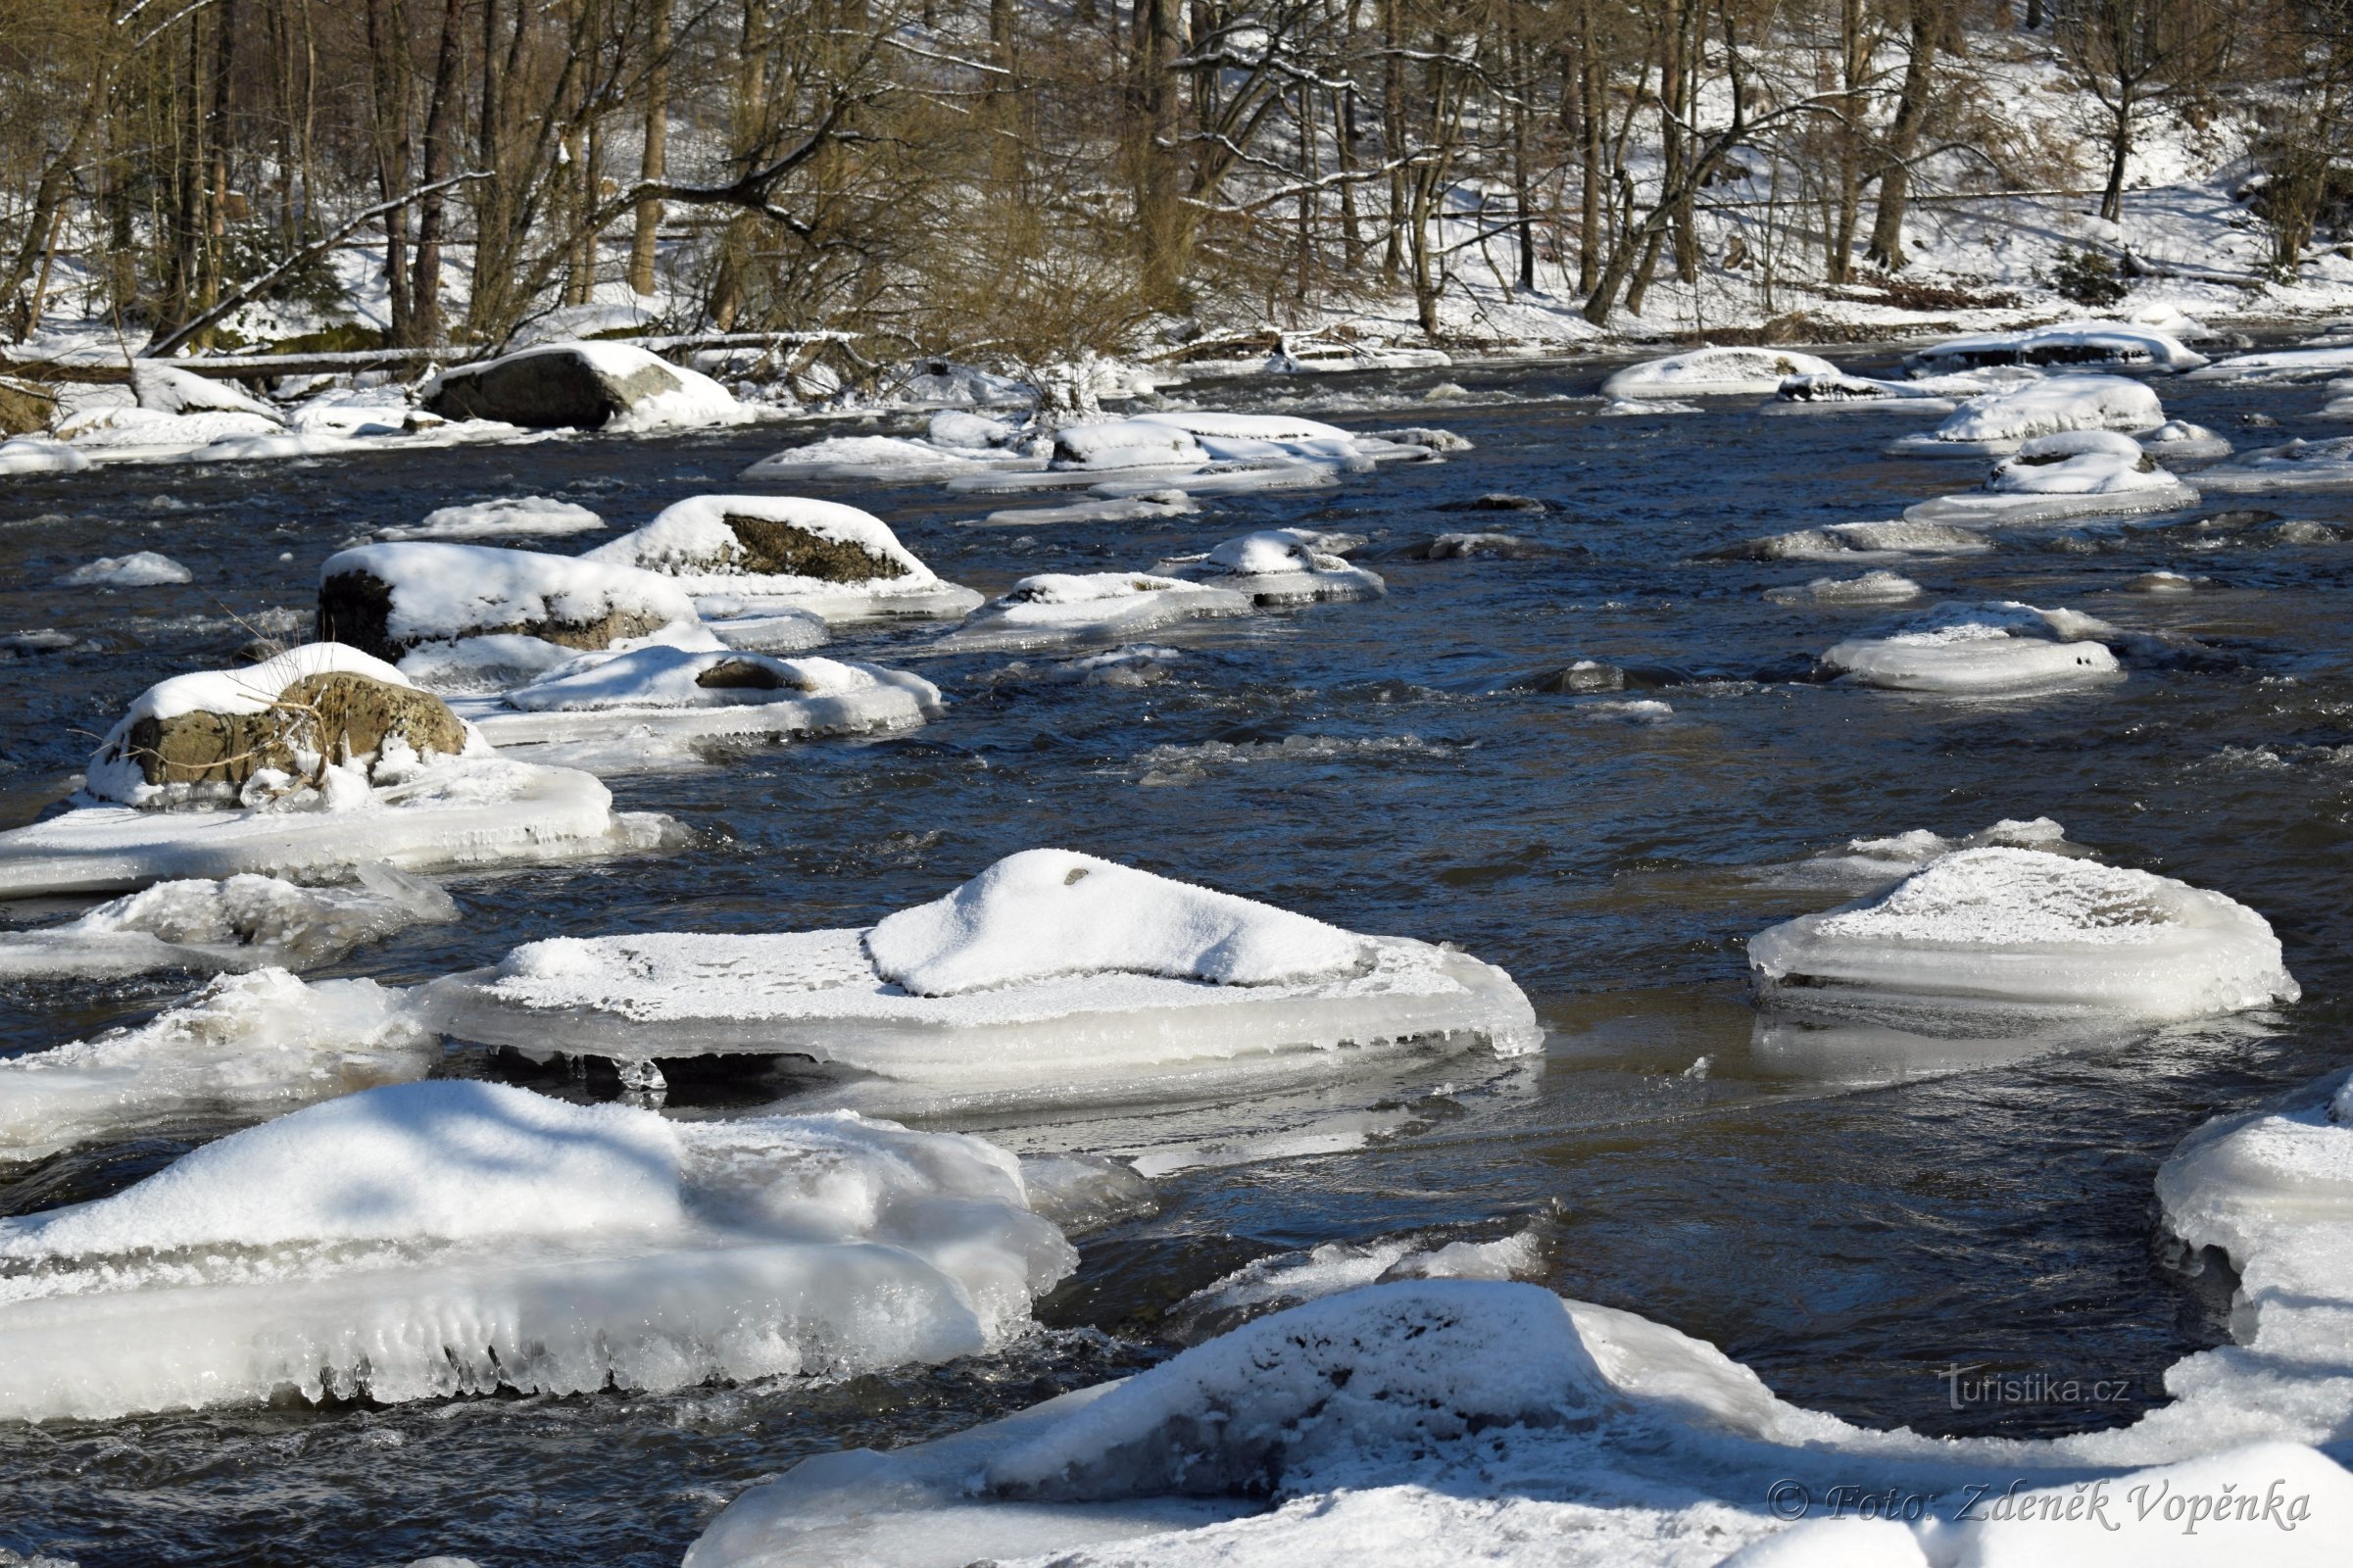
[2,346,2350,1564]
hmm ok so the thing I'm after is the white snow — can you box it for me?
[457,646,943,751]
[1729,519,1995,562]
[1053,419,1212,471]
[1152,531,1387,606]
[0,863,458,979]
[319,542,701,648]
[930,574,1255,654]
[55,551,192,587]
[130,362,283,421]
[2141,419,2232,462]
[417,849,1542,1093]
[0,1081,1074,1420]
[1598,346,1841,399]
[972,492,1200,528]
[0,435,87,473]
[1748,847,2297,1024]
[0,969,438,1165]
[583,495,981,622]
[1906,320,2210,374]
[2185,343,2353,383]
[1905,445,2198,526]
[378,496,607,542]
[2194,436,2353,494]
[1763,570,1922,607]
[285,384,415,435]
[1821,601,2125,695]
[1890,374,2165,453]
[741,434,994,483]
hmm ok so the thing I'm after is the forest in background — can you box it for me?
[1,0,2350,368]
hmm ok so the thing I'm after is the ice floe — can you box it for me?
[0,863,456,979]
[449,645,943,753]
[55,551,192,588]
[417,849,1542,1099]
[1151,530,1386,606]
[0,969,438,1165]
[928,573,1255,655]
[2193,436,2353,494]
[1887,374,2165,455]
[1748,846,2296,1026]
[582,495,983,623]
[1755,816,2079,892]
[422,341,751,432]
[2185,342,2353,383]
[1904,435,2198,526]
[2141,418,2233,463]
[1714,519,1994,562]
[969,491,1198,528]
[375,496,607,542]
[0,1081,1073,1419]
[0,644,668,896]
[1763,569,1922,607]
[1821,601,2124,694]
[1598,346,1841,399]
[1905,319,2210,374]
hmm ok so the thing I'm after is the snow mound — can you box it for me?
[0,435,89,474]
[1764,570,1922,607]
[0,863,458,979]
[1749,847,2296,1024]
[741,434,992,482]
[56,551,192,587]
[1906,320,2209,374]
[1152,531,1386,607]
[2195,437,2353,494]
[319,542,701,655]
[2186,343,2353,383]
[584,495,980,622]
[1822,601,2124,695]
[931,573,1254,654]
[130,362,283,421]
[419,851,1540,1094]
[0,968,438,1165]
[1905,447,2198,527]
[379,496,606,541]
[867,850,1371,997]
[1599,346,1840,399]
[0,1082,1073,1419]
[57,406,282,454]
[2142,419,2232,462]
[1893,374,2165,453]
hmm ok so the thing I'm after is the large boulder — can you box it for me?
[87,645,469,801]
[0,375,56,436]
[587,496,924,588]
[317,542,701,661]
[422,342,742,431]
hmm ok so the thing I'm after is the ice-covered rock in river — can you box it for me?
[1766,371,1960,413]
[0,434,89,473]
[0,863,457,979]
[1887,373,2165,455]
[928,573,1254,654]
[422,341,748,431]
[1151,530,1386,606]
[449,646,943,752]
[583,495,983,622]
[1904,434,2198,526]
[318,541,702,661]
[418,849,1541,1098]
[376,495,606,542]
[55,551,192,587]
[1052,413,1416,474]
[740,434,999,484]
[0,1080,1074,1419]
[0,644,668,897]
[1821,600,2123,695]
[1597,346,1840,399]
[2141,418,2232,463]
[2192,436,2353,495]
[1905,319,2209,374]
[1714,518,1993,562]
[1748,846,2296,1025]
[1763,569,1921,607]
[0,968,438,1165]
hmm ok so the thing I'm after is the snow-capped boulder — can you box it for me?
[931,572,1255,654]
[1904,437,2198,525]
[422,341,745,431]
[584,495,983,622]
[317,541,702,661]
[1906,319,2209,374]
[1152,530,1386,606]
[418,849,1542,1098]
[83,643,469,805]
[1599,345,1841,399]
[0,1080,1075,1419]
[1821,601,2123,695]
[1890,373,2165,454]
[1748,846,2296,1024]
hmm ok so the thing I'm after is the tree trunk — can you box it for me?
[2101,88,2132,224]
[1133,0,1186,308]
[1865,6,1941,271]
[413,0,466,345]
[629,0,673,296]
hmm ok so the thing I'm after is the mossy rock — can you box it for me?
[318,568,673,659]
[0,375,56,436]
[118,672,467,788]
[722,514,907,582]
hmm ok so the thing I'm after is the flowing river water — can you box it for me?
[1,344,2349,1564]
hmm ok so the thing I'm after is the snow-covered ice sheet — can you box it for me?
[0,968,437,1165]
[375,496,606,542]
[741,433,1002,484]
[1904,439,2198,527]
[1152,531,1386,606]
[928,574,1255,654]
[1821,601,2124,695]
[0,1081,1073,1419]
[449,646,942,752]
[2141,418,2232,463]
[1905,319,2209,374]
[1718,520,1994,563]
[2185,343,2353,383]
[1751,817,2079,893]
[1598,347,1841,399]
[417,849,1542,1094]
[1748,846,2296,1026]
[0,863,456,979]
[0,435,89,474]
[968,492,1199,528]
[1765,371,1961,412]
[1763,570,1921,607]
[584,495,982,622]
[1887,374,2165,455]
[54,551,191,587]
[2193,437,2353,495]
